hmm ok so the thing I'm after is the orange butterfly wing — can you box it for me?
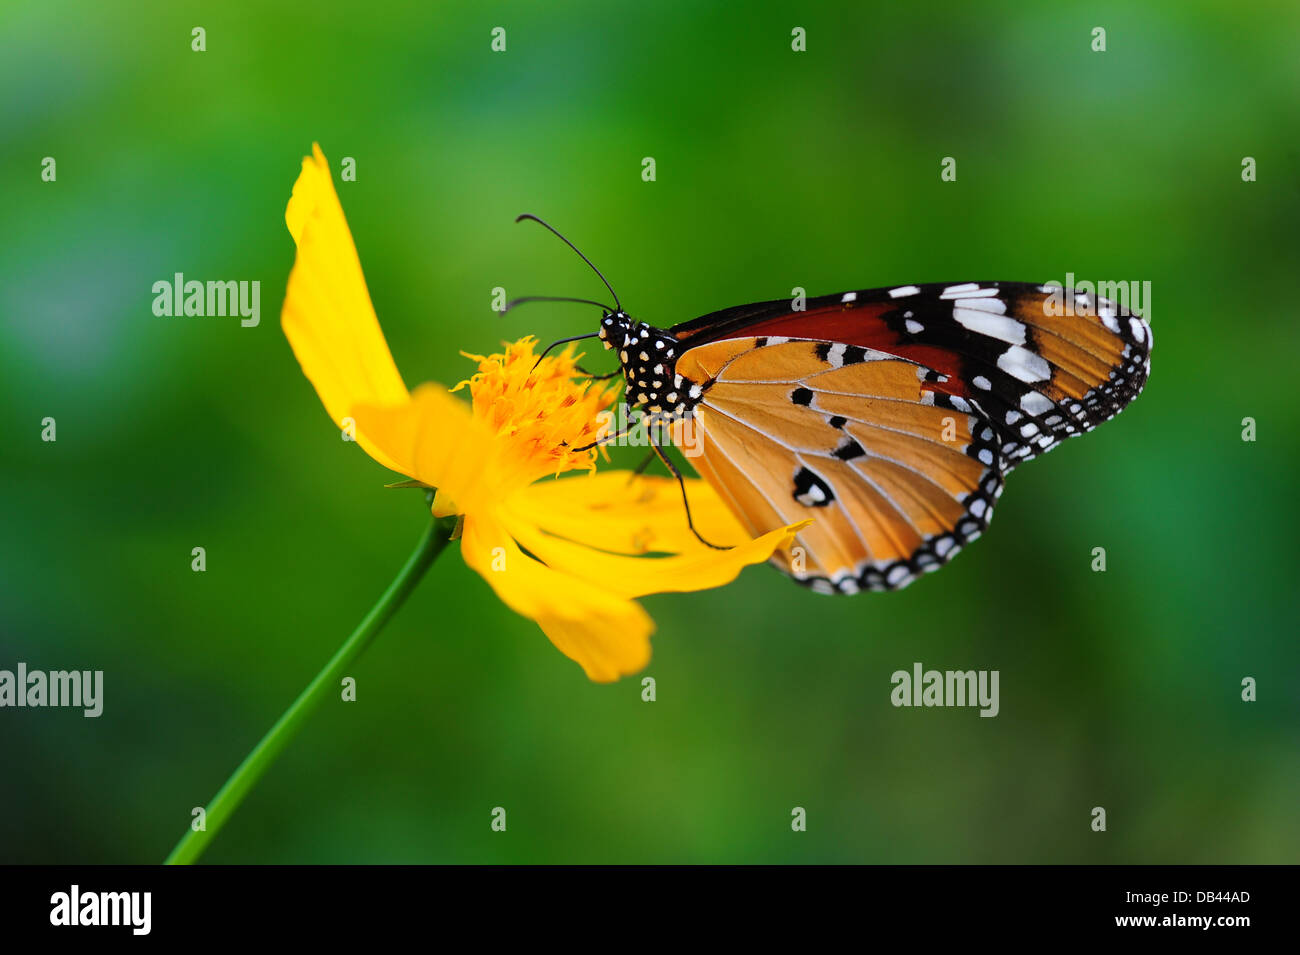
[676,338,1002,593]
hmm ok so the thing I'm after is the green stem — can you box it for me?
[164,516,457,865]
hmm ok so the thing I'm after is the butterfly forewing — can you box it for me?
[674,281,1150,469]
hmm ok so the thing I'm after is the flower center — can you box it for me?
[454,337,620,484]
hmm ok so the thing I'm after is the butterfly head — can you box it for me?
[597,309,633,350]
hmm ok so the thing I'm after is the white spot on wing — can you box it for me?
[886,565,911,587]
[953,306,1025,345]
[955,296,1007,314]
[941,283,998,299]
[797,484,827,506]
[1020,391,1054,415]
[996,345,1051,383]
[889,285,919,298]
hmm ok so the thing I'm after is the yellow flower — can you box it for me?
[281,144,803,681]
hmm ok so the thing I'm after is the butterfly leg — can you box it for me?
[570,425,637,453]
[650,440,730,551]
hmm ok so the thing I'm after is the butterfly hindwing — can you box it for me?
[678,338,1005,593]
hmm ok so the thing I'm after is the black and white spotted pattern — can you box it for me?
[868,282,1153,474]
[598,311,700,417]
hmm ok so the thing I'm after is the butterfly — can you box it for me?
[511,216,1152,595]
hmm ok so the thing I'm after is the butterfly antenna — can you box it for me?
[515,214,622,311]
[532,331,602,370]
[501,295,614,317]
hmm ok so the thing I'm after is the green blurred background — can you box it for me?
[2,0,1297,863]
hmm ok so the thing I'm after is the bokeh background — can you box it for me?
[2,0,1297,863]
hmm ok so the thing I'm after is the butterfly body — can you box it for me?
[597,314,703,417]
[598,281,1151,595]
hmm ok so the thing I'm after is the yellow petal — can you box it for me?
[513,472,754,554]
[461,513,653,682]
[351,384,502,514]
[282,143,409,472]
[502,497,808,600]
